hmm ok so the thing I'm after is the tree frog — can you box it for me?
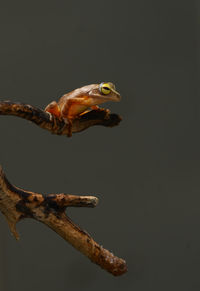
[45,82,121,136]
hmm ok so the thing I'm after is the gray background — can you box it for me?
[0,0,198,290]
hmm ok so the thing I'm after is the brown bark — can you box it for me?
[0,167,127,276]
[0,101,122,136]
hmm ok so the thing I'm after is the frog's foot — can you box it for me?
[103,108,111,119]
[93,107,111,119]
[91,106,110,115]
[91,105,100,110]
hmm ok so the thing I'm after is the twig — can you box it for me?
[0,166,127,276]
[0,101,122,136]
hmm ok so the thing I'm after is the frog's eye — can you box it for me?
[99,83,112,95]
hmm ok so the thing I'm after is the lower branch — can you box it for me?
[0,166,127,276]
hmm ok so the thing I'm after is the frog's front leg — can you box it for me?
[79,105,108,116]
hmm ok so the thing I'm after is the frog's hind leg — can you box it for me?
[63,117,73,137]
[45,101,61,118]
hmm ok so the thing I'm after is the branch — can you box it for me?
[0,101,122,136]
[0,166,127,276]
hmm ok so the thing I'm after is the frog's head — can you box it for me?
[88,82,121,103]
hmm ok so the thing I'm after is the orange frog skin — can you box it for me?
[45,82,121,136]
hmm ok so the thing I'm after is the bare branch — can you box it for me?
[0,101,122,136]
[0,166,127,276]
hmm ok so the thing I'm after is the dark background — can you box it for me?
[0,0,198,290]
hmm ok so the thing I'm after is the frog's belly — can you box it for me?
[68,104,88,118]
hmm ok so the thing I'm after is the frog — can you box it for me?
[44,82,121,136]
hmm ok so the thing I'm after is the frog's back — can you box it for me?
[58,84,98,105]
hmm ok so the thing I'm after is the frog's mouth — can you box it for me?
[108,92,121,102]
[97,94,121,103]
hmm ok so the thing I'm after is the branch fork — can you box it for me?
[0,167,127,276]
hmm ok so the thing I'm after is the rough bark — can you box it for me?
[0,167,127,276]
[0,101,122,136]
